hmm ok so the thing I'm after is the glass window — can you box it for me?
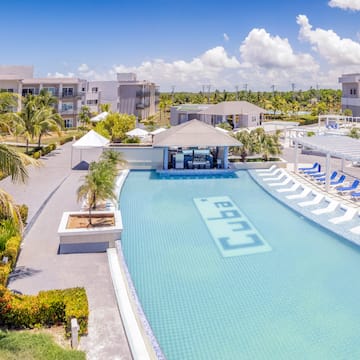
[62,102,74,112]
[62,87,74,96]
[64,119,73,128]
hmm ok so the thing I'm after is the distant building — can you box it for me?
[85,73,160,120]
[0,65,86,128]
[170,101,265,128]
[0,66,160,128]
[339,73,360,116]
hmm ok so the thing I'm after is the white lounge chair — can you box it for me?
[256,165,276,173]
[329,206,358,224]
[277,182,301,193]
[286,187,312,200]
[263,171,287,182]
[268,177,292,187]
[258,168,282,178]
[298,192,324,207]
[312,198,339,215]
[350,226,360,235]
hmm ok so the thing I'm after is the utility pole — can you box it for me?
[206,84,211,103]
[171,85,175,102]
[271,84,276,95]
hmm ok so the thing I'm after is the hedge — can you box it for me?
[59,136,74,145]
[0,286,88,336]
[2,235,22,266]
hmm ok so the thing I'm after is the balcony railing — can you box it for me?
[136,90,151,98]
[21,89,84,98]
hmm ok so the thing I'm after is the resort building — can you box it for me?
[0,65,86,128]
[0,66,160,127]
[170,101,266,128]
[339,73,360,116]
[85,73,160,120]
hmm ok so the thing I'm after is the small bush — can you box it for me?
[59,136,73,145]
[33,151,41,159]
[17,204,28,225]
[0,286,88,336]
[0,263,11,285]
[3,235,22,267]
[48,143,57,151]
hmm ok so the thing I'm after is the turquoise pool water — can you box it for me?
[120,170,360,360]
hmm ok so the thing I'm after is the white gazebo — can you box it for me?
[90,112,109,123]
[126,128,149,138]
[71,130,110,168]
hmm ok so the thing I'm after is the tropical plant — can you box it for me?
[100,150,127,175]
[100,103,111,112]
[77,160,116,226]
[94,113,136,142]
[79,105,92,126]
[348,128,360,139]
[233,130,253,162]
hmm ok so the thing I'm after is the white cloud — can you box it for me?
[223,33,230,42]
[239,28,317,70]
[297,14,360,65]
[46,71,75,78]
[328,0,360,10]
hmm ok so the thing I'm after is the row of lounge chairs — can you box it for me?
[298,162,360,200]
[255,166,360,235]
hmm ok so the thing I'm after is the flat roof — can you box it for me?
[297,135,360,162]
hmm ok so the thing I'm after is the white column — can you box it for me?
[341,158,345,172]
[58,84,63,112]
[223,146,229,169]
[294,138,298,173]
[163,148,168,170]
[17,81,22,111]
[325,152,331,192]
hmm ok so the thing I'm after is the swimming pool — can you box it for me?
[120,170,360,360]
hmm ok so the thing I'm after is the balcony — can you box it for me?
[341,97,360,107]
[136,90,151,98]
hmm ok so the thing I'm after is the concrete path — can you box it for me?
[2,142,132,360]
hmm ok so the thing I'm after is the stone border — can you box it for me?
[108,169,166,359]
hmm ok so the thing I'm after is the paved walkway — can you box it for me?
[2,142,132,360]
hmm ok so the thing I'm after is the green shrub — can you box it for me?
[17,204,28,225]
[48,143,57,151]
[0,220,19,252]
[33,151,41,159]
[59,136,73,145]
[0,286,88,336]
[0,263,11,285]
[3,235,22,267]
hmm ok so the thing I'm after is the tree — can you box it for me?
[100,150,127,176]
[77,160,116,226]
[348,128,360,139]
[100,103,111,112]
[0,92,19,114]
[233,130,253,162]
[0,144,38,228]
[78,106,92,127]
[94,113,136,142]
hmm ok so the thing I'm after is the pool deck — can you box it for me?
[2,141,360,359]
[1,142,132,360]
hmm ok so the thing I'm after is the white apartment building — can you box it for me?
[0,65,86,128]
[85,73,160,120]
[0,66,160,127]
[339,73,360,116]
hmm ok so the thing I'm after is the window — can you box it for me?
[44,87,56,95]
[22,88,35,96]
[86,99,98,105]
[64,119,73,128]
[0,88,14,93]
[61,102,74,112]
[354,89,357,95]
[62,87,74,97]
[91,87,98,93]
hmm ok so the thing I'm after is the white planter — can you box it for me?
[58,210,123,254]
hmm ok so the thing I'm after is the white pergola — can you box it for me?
[294,135,360,191]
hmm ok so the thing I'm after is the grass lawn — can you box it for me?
[0,330,85,360]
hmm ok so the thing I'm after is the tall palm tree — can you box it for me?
[77,160,116,226]
[100,150,127,176]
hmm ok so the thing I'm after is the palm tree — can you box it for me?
[100,150,127,176]
[77,160,116,226]
[100,103,111,112]
[79,105,92,126]
[0,144,38,228]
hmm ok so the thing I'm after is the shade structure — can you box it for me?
[150,127,167,135]
[90,112,109,122]
[72,130,110,149]
[126,128,149,137]
[153,119,242,147]
[297,135,360,162]
[71,130,110,169]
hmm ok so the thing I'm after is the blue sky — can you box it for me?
[2,0,360,91]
